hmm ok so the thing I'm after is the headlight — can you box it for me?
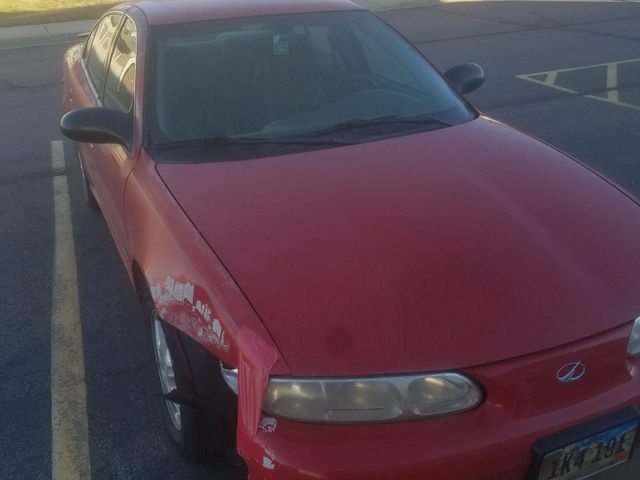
[263,372,482,424]
[628,317,640,357]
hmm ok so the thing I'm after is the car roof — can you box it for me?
[128,0,363,26]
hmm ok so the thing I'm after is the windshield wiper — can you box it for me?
[154,135,351,151]
[302,114,452,138]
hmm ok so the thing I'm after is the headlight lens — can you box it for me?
[407,373,482,416]
[263,372,482,423]
[628,317,640,357]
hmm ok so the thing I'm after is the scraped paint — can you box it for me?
[153,275,230,353]
[259,417,278,433]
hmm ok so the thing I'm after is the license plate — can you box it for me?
[537,420,638,480]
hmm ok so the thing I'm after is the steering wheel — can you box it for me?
[315,74,380,107]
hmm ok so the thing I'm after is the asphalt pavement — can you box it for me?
[1,2,640,479]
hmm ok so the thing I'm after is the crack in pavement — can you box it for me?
[403,5,640,45]
[0,169,68,187]
[1,78,63,92]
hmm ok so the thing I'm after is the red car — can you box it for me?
[60,1,640,479]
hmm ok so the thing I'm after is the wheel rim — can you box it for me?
[152,316,181,431]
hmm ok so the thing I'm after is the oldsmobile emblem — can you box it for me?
[556,361,586,383]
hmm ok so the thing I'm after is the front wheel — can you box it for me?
[149,311,204,460]
[140,285,240,464]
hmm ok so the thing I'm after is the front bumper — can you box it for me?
[245,399,640,479]
[242,324,640,479]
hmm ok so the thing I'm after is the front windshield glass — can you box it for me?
[146,10,475,159]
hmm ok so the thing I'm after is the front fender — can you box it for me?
[124,150,287,374]
[124,151,292,475]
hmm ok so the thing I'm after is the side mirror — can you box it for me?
[444,63,484,95]
[60,107,132,149]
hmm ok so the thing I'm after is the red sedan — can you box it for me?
[60,1,640,479]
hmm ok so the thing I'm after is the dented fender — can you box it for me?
[122,151,288,466]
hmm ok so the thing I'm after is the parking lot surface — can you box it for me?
[1,2,639,479]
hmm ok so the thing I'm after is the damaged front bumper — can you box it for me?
[242,395,640,480]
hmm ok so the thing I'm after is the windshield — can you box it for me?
[146,10,475,160]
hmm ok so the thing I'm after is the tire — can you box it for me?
[146,307,205,460]
[140,288,238,462]
[76,148,99,211]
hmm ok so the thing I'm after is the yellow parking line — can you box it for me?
[51,140,66,172]
[50,140,92,480]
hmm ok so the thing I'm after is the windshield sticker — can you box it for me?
[273,35,290,56]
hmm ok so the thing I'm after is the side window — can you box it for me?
[104,18,137,112]
[83,30,95,62]
[85,13,122,97]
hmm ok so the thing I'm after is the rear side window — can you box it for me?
[85,13,122,97]
[104,18,137,112]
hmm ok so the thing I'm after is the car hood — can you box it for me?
[156,117,640,376]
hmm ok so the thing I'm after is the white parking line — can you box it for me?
[544,71,558,86]
[517,58,640,111]
[606,63,619,103]
[50,140,92,480]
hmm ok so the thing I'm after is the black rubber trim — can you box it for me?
[176,330,238,453]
